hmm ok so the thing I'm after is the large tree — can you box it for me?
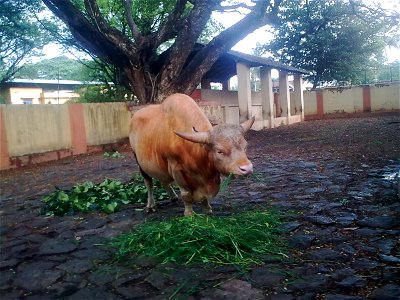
[255,0,400,88]
[42,0,284,103]
[0,0,51,84]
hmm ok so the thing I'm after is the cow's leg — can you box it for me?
[201,198,213,214]
[138,167,156,213]
[180,189,194,216]
[162,183,179,202]
[134,153,156,213]
[144,176,156,213]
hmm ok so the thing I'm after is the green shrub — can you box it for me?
[42,175,171,216]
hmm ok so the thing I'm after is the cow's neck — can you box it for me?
[180,144,221,199]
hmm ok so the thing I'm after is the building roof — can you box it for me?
[1,79,103,91]
[203,50,309,83]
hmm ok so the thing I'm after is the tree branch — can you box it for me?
[144,0,188,49]
[159,0,216,87]
[216,3,253,12]
[42,0,137,67]
[176,0,276,91]
[83,0,136,52]
[121,0,142,42]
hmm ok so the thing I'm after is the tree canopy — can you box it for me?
[41,0,284,103]
[0,0,53,84]
[16,56,93,81]
[255,0,400,88]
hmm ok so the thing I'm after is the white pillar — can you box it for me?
[293,73,304,121]
[279,70,291,124]
[260,67,275,128]
[236,62,252,123]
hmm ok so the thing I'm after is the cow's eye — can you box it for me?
[217,150,224,155]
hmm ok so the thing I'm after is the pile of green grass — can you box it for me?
[112,210,285,267]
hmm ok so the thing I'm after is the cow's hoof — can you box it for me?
[184,211,194,217]
[146,207,157,213]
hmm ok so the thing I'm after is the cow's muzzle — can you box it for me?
[238,163,253,175]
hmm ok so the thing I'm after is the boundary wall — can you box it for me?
[0,103,131,170]
[303,83,399,120]
[1,82,398,170]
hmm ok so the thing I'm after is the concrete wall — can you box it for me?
[304,90,317,115]
[370,83,400,111]
[2,105,71,157]
[0,103,132,169]
[200,104,225,124]
[304,82,399,119]
[323,87,361,113]
[83,103,131,146]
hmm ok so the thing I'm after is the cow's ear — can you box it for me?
[240,116,255,132]
[174,130,210,144]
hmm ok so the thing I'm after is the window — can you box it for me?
[22,98,33,104]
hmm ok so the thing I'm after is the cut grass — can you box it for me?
[111,210,286,267]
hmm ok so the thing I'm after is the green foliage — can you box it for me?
[16,56,94,81]
[355,61,400,84]
[112,210,286,267]
[103,151,125,159]
[256,0,399,87]
[0,0,52,83]
[42,175,171,216]
[130,0,181,35]
[76,84,135,103]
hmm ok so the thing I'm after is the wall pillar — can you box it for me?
[68,104,87,155]
[362,85,371,112]
[0,107,10,169]
[260,67,275,128]
[236,62,252,123]
[279,70,291,123]
[316,89,324,117]
[293,73,305,120]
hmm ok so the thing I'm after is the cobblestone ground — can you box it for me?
[1,112,399,300]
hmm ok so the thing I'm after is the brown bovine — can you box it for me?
[129,93,254,216]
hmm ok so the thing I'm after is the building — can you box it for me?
[0,79,86,104]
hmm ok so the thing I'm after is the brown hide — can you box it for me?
[129,93,254,215]
[129,94,217,194]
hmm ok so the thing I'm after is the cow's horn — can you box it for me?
[174,130,210,144]
[240,116,255,132]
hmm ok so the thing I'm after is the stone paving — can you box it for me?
[0,114,399,299]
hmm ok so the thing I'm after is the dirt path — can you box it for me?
[1,112,399,299]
